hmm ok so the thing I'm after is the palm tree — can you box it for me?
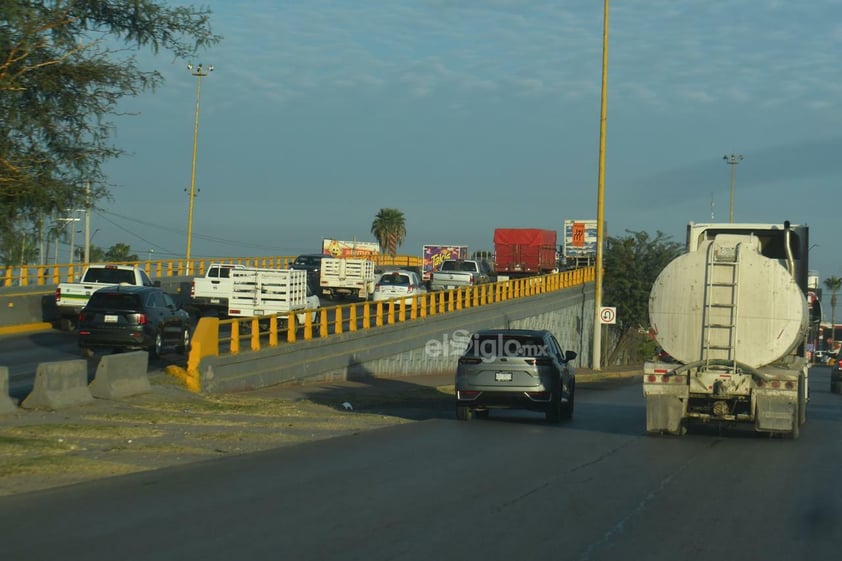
[824,276,842,350]
[370,208,406,257]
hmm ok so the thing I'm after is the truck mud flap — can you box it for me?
[755,393,796,432]
[645,394,686,435]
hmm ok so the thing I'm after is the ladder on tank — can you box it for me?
[701,241,740,368]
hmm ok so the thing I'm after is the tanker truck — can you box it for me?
[643,221,810,438]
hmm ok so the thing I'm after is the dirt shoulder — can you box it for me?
[0,367,640,497]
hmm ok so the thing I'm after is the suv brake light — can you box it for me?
[134,313,148,325]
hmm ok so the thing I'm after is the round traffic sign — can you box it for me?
[600,307,616,324]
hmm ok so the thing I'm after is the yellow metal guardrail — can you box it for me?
[1,254,424,288]
[176,267,595,391]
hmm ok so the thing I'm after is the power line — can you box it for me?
[95,209,285,255]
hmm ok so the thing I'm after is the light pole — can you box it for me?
[592,0,610,371]
[185,62,213,273]
[723,154,743,223]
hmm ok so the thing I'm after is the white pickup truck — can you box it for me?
[319,258,376,300]
[189,263,246,317]
[429,259,492,291]
[55,264,158,330]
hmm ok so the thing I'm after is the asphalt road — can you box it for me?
[0,368,840,561]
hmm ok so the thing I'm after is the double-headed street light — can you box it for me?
[185,63,213,273]
[723,154,743,223]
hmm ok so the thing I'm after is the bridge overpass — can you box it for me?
[0,257,598,396]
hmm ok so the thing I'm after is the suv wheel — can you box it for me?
[457,405,474,421]
[176,326,191,354]
[561,385,575,420]
[150,331,163,359]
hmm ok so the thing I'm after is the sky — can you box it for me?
[89,1,842,309]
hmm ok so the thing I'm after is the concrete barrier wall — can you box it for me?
[21,360,94,410]
[199,283,594,393]
[89,351,152,399]
[0,367,18,415]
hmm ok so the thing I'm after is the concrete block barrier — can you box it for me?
[0,366,18,415]
[21,360,94,410]
[89,351,151,399]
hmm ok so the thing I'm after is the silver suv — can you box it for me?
[455,328,576,422]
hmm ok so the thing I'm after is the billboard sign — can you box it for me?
[563,219,599,258]
[322,239,380,258]
[422,245,468,280]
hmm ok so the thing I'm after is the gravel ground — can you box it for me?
[0,367,639,497]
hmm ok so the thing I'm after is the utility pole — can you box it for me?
[185,63,213,275]
[723,154,743,223]
[83,181,91,264]
[592,0,610,371]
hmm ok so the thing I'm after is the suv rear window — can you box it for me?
[464,334,548,358]
[87,292,142,310]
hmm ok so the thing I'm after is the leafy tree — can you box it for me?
[370,208,406,257]
[73,244,104,263]
[0,1,221,245]
[104,242,137,262]
[602,230,683,364]
[0,223,38,266]
[823,276,842,345]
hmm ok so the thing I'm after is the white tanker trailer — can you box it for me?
[643,221,810,438]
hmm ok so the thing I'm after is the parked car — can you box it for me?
[455,328,577,422]
[372,270,427,304]
[77,285,192,358]
[291,254,325,293]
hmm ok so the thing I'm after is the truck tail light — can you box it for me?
[190,281,196,298]
[55,287,61,301]
[646,374,684,383]
[757,379,796,390]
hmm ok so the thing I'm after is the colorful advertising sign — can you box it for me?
[322,239,380,258]
[563,219,599,258]
[422,245,468,280]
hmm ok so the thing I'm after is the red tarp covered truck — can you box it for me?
[493,228,557,277]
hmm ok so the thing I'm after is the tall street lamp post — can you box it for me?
[185,63,213,274]
[723,154,743,223]
[592,0,610,371]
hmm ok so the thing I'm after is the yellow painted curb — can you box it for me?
[0,322,53,336]
[164,365,201,393]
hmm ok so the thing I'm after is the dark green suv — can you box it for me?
[291,254,325,293]
[78,285,192,358]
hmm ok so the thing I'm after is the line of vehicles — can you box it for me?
[50,219,825,438]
